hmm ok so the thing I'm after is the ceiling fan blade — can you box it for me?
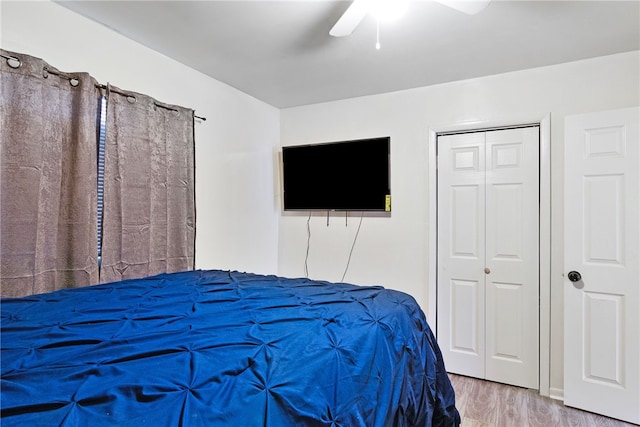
[330,0,369,37]
[434,0,491,15]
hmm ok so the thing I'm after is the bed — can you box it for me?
[1,269,460,426]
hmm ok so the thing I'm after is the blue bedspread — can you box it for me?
[1,270,460,426]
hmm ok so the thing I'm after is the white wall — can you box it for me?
[1,0,281,275]
[279,51,640,394]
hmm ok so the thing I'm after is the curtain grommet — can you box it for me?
[0,54,21,69]
[6,57,21,69]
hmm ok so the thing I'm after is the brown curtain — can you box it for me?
[99,85,195,283]
[0,49,99,297]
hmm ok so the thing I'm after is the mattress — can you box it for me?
[1,269,460,426]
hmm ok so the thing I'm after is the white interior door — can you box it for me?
[437,127,539,389]
[564,107,639,424]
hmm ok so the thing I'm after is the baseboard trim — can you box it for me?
[549,387,564,401]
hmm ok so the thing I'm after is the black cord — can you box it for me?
[304,211,311,277]
[341,212,364,282]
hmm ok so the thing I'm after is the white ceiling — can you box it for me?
[56,0,639,108]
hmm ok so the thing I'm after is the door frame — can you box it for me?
[427,113,551,396]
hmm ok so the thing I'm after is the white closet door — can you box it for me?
[484,128,539,389]
[564,107,639,424]
[437,132,486,379]
[437,127,539,389]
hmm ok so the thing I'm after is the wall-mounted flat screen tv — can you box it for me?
[282,137,390,211]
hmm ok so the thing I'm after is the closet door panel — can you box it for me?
[485,128,539,389]
[437,133,486,378]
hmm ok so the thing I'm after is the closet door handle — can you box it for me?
[484,267,491,274]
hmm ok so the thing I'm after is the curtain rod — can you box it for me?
[96,84,207,121]
[1,54,206,121]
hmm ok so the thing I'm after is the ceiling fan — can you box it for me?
[330,0,492,37]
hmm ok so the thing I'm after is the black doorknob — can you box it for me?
[568,271,582,282]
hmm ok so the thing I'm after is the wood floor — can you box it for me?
[449,374,638,427]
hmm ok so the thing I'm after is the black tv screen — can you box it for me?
[282,137,390,211]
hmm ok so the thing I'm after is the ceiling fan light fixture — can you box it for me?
[368,0,409,22]
[330,0,492,38]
